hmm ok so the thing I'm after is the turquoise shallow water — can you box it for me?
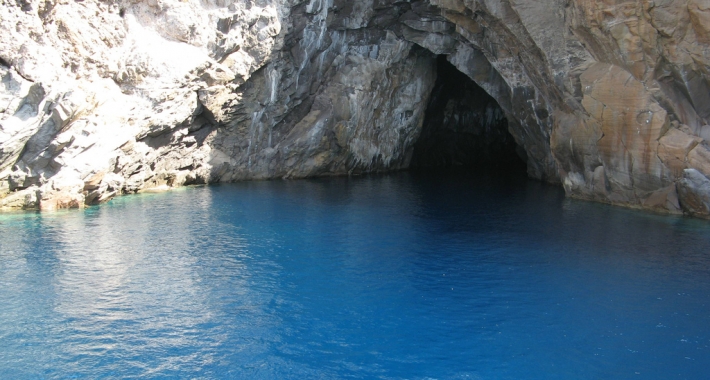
[1,171,710,379]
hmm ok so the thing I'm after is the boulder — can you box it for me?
[678,169,710,218]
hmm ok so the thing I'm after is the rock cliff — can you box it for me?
[1,0,710,218]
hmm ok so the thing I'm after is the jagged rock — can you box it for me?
[658,128,703,176]
[0,0,709,219]
[39,190,85,211]
[0,186,39,210]
[678,169,710,219]
[86,172,125,205]
[642,185,682,215]
[688,143,710,179]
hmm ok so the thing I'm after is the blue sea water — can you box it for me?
[1,171,710,379]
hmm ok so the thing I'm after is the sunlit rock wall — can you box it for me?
[1,0,710,218]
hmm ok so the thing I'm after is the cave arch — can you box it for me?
[410,55,527,174]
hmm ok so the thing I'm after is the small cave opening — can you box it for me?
[410,55,527,176]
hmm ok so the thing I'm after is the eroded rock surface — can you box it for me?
[1,0,710,218]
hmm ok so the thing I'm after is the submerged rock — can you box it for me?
[0,0,709,218]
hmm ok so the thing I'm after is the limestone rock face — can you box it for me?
[1,0,709,218]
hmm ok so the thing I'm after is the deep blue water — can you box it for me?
[1,171,710,379]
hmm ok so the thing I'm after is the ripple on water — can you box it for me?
[1,172,710,379]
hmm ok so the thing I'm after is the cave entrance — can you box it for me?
[410,55,526,175]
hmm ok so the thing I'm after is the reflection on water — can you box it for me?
[1,172,710,379]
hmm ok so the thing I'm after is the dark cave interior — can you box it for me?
[410,55,527,174]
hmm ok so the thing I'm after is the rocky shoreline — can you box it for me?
[1,0,709,218]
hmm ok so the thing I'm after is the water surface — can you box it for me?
[1,172,709,379]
